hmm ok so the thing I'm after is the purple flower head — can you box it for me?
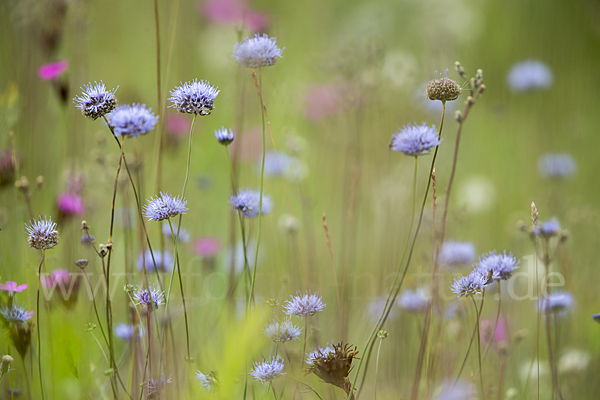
[507,60,553,92]
[108,103,158,138]
[538,153,576,179]
[215,126,234,145]
[148,374,172,399]
[143,192,188,221]
[137,249,173,273]
[283,290,325,317]
[250,357,285,383]
[476,250,519,281]
[57,193,84,215]
[114,323,143,341]
[0,281,27,295]
[133,284,165,309]
[39,60,68,80]
[264,318,302,342]
[534,219,561,238]
[389,122,441,156]
[25,216,59,250]
[194,237,222,257]
[539,291,574,316]
[306,344,336,365]
[233,33,284,68]
[0,302,34,323]
[450,269,490,297]
[73,81,118,120]
[168,79,220,115]
[230,189,273,218]
[439,241,476,268]
[397,288,430,312]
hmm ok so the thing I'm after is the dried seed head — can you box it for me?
[75,259,88,269]
[531,202,539,230]
[426,77,462,102]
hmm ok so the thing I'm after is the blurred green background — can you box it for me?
[0,0,599,398]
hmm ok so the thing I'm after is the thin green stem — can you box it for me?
[270,382,279,400]
[374,337,384,400]
[36,250,46,400]
[90,331,110,365]
[471,296,485,400]
[482,281,502,362]
[455,290,486,385]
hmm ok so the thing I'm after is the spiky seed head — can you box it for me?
[426,77,462,102]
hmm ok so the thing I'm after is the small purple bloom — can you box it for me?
[283,290,325,317]
[137,249,173,273]
[250,357,285,382]
[168,79,220,115]
[539,291,574,316]
[108,104,158,138]
[476,250,519,281]
[450,269,490,297]
[194,237,222,257]
[73,81,118,120]
[25,216,59,250]
[397,288,430,312]
[389,122,441,157]
[57,193,84,215]
[0,303,34,323]
[143,192,188,221]
[39,60,68,80]
[133,284,165,309]
[534,219,561,238]
[230,189,273,218]
[439,241,476,268]
[507,60,553,92]
[215,126,234,145]
[538,153,576,179]
[233,33,284,68]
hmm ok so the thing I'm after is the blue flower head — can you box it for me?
[233,33,284,68]
[397,288,430,312]
[133,284,165,309]
[538,153,576,180]
[196,371,217,392]
[476,250,519,281]
[25,216,59,250]
[439,241,476,268]
[230,189,273,218]
[534,219,561,238]
[214,126,234,145]
[143,192,188,221]
[108,104,158,138]
[73,81,118,120]
[0,302,34,323]
[264,318,302,342]
[539,291,574,316]
[389,123,441,156]
[507,60,553,92]
[450,269,490,297]
[169,79,220,115]
[283,290,325,317]
[250,357,285,383]
[306,344,336,365]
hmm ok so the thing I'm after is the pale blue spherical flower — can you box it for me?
[143,192,188,221]
[264,318,302,342]
[133,284,165,309]
[433,379,474,400]
[507,60,553,92]
[539,291,574,316]
[169,79,219,115]
[534,219,561,238]
[538,153,576,179]
[283,290,326,317]
[439,241,476,268]
[389,123,441,156]
[137,249,173,273]
[215,126,234,145]
[114,323,143,341]
[73,81,118,120]
[450,269,490,297]
[0,302,34,323]
[108,103,158,138]
[397,288,430,312]
[233,33,284,68]
[26,216,59,250]
[230,189,273,218]
[476,250,519,281]
[250,357,285,383]
[306,344,336,365]
[196,371,217,391]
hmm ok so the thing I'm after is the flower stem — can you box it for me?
[36,249,46,400]
[471,296,485,400]
[374,337,384,400]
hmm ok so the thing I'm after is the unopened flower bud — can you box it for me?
[75,259,88,269]
[36,176,44,189]
[559,230,569,243]
[265,299,279,308]
[0,355,13,375]
[85,323,97,332]
[104,368,114,377]
[377,330,388,339]
[81,220,89,231]
[124,284,135,293]
[454,110,463,123]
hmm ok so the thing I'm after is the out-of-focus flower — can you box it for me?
[165,114,189,138]
[304,83,347,121]
[250,357,285,383]
[558,348,590,374]
[0,303,34,323]
[168,79,219,116]
[0,281,27,295]
[144,192,188,221]
[215,126,234,145]
[507,60,553,92]
[538,153,576,179]
[233,33,283,68]
[38,60,68,80]
[57,193,84,216]
[73,81,118,120]
[201,0,269,31]
[108,104,158,139]
[137,249,173,273]
[194,237,222,257]
[397,288,430,312]
[147,374,172,399]
[264,318,302,342]
[432,379,474,400]
[539,291,574,316]
[196,370,217,391]
[305,343,358,397]
[481,315,507,346]
[439,241,476,268]
[25,216,59,250]
[230,189,273,218]
[534,219,561,238]
[114,323,143,341]
[41,269,81,309]
[389,123,441,157]
[283,290,325,317]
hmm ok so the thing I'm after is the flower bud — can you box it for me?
[426,77,462,102]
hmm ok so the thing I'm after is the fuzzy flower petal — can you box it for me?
[108,104,158,138]
[389,122,441,156]
[0,302,34,323]
[507,60,553,92]
[264,318,302,342]
[25,216,59,250]
[169,79,220,115]
[283,290,325,317]
[439,241,476,268]
[39,60,68,80]
[143,192,188,221]
[0,281,28,295]
[230,189,273,218]
[476,250,519,281]
[538,153,576,179]
[233,33,283,68]
[250,357,285,383]
[73,81,118,120]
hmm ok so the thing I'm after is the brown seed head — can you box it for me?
[426,77,462,102]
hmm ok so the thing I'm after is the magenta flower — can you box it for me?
[42,269,70,288]
[38,60,68,80]
[57,193,84,215]
[201,0,269,31]
[0,281,27,295]
[165,114,189,138]
[194,237,222,257]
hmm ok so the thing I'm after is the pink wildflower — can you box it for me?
[38,60,68,80]
[0,281,28,295]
